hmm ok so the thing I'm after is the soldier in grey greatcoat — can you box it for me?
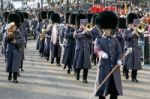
[90,14,101,65]
[94,11,123,99]
[1,12,9,56]
[115,17,126,76]
[73,14,92,83]
[6,13,24,83]
[62,13,76,74]
[50,13,62,66]
[123,13,142,82]
[17,12,26,72]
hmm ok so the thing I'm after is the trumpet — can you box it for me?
[7,22,16,40]
[40,28,47,40]
[135,23,145,33]
[85,23,93,31]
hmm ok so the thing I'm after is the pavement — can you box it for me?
[0,40,150,99]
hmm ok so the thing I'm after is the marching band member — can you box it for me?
[23,12,30,48]
[73,14,92,83]
[90,14,101,65]
[6,13,24,83]
[115,17,126,76]
[17,11,26,72]
[62,13,76,74]
[123,13,142,82]
[31,16,38,40]
[1,12,9,58]
[94,11,123,99]
[44,11,54,61]
[50,13,62,66]
[38,11,48,58]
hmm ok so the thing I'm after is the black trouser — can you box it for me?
[20,61,23,69]
[76,69,88,80]
[132,70,137,79]
[124,68,137,79]
[51,44,61,64]
[99,95,117,99]
[9,72,18,80]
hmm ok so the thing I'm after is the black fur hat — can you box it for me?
[65,12,71,24]
[96,11,118,29]
[3,12,9,23]
[7,13,21,28]
[69,13,77,25]
[48,11,54,19]
[87,13,93,23]
[40,11,48,20]
[76,14,87,27]
[23,12,28,19]
[91,14,97,25]
[118,18,127,29]
[16,11,24,23]
[51,13,60,23]
[127,13,138,24]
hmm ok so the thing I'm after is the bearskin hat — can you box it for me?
[3,12,9,23]
[48,11,54,19]
[127,13,138,24]
[7,13,21,28]
[65,12,71,24]
[76,14,87,27]
[23,12,29,19]
[69,13,77,25]
[87,13,93,23]
[51,13,60,23]
[96,11,118,29]
[40,11,48,20]
[16,11,24,23]
[117,18,127,29]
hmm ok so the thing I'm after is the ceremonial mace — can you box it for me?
[90,48,133,99]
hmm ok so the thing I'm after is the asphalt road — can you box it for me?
[0,40,150,99]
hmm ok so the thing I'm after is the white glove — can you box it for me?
[117,60,122,66]
[98,51,108,59]
[60,44,64,47]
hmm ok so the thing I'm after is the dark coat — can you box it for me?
[94,36,123,96]
[6,31,24,73]
[62,26,75,66]
[123,29,142,70]
[115,29,125,53]
[73,29,92,69]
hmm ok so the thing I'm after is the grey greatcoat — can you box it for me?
[94,36,123,96]
[6,31,24,73]
[123,29,142,70]
[73,29,92,69]
[62,26,75,66]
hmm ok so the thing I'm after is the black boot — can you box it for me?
[63,65,66,69]
[67,65,71,74]
[99,96,106,99]
[20,61,24,71]
[13,72,19,83]
[51,57,54,64]
[124,68,129,79]
[8,73,12,81]
[76,69,80,80]
[56,57,61,66]
[132,70,138,82]
[83,69,88,83]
